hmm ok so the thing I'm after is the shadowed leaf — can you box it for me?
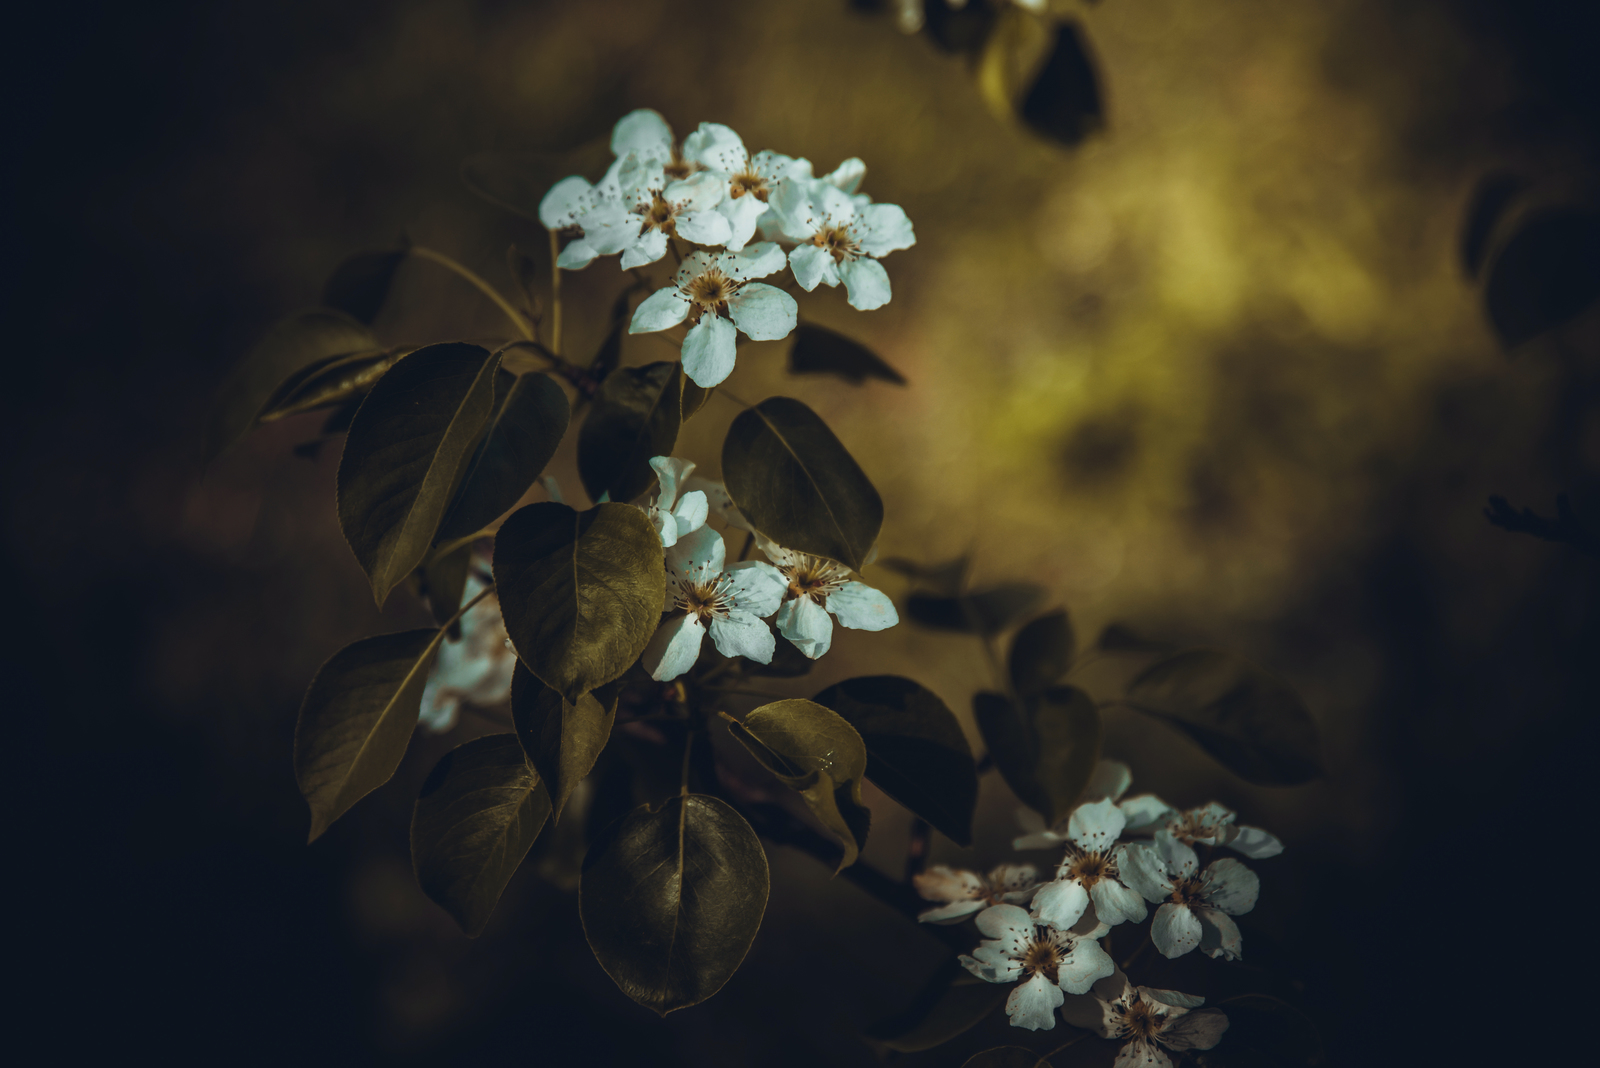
[461,140,614,222]
[578,361,681,505]
[1096,622,1175,653]
[788,323,906,385]
[879,554,969,597]
[1460,172,1527,279]
[511,664,621,823]
[323,246,410,324]
[591,288,634,382]
[974,685,1101,823]
[923,0,996,54]
[1018,21,1104,146]
[680,374,715,421]
[421,541,473,626]
[906,583,1046,635]
[437,370,569,544]
[1483,207,1600,347]
[258,348,401,423]
[1009,610,1076,697]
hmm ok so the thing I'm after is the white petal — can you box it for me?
[958,953,1022,986]
[826,580,899,631]
[620,228,670,270]
[913,865,986,904]
[1013,829,1068,851]
[1056,937,1116,994]
[990,864,1040,896]
[857,202,916,255]
[1118,843,1171,902]
[675,208,732,247]
[727,283,798,341]
[671,489,709,538]
[1031,878,1089,930]
[838,256,892,311]
[1113,1040,1171,1068]
[917,899,986,924]
[540,475,565,505]
[611,109,675,158]
[708,610,776,663]
[1151,903,1202,959]
[417,676,460,733]
[776,596,834,658]
[618,154,666,204]
[539,175,592,229]
[1160,1008,1229,1051]
[629,287,691,333]
[725,240,788,281]
[648,504,677,548]
[974,902,1034,943]
[770,176,819,239]
[1068,797,1127,852]
[1196,909,1243,961]
[1089,877,1148,927]
[1119,794,1176,834]
[1227,825,1284,859]
[675,250,718,286]
[723,561,787,618]
[1153,831,1199,879]
[556,238,600,270]
[1005,973,1063,1031]
[1059,992,1117,1036]
[642,615,706,682]
[649,455,696,506]
[680,314,739,388]
[667,170,726,214]
[683,121,747,173]
[821,156,866,193]
[1084,759,1133,802]
[665,524,725,583]
[1141,987,1205,1010]
[718,194,767,252]
[1202,858,1259,915]
[788,243,837,291]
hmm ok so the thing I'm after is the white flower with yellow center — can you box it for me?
[756,535,898,659]
[912,864,1040,924]
[641,526,787,681]
[1014,759,1135,849]
[1123,799,1285,860]
[541,109,685,270]
[418,560,514,733]
[778,181,914,310]
[628,244,797,388]
[1030,798,1149,930]
[1061,972,1229,1068]
[958,903,1115,1031]
[642,455,708,548]
[681,122,811,253]
[1122,831,1260,961]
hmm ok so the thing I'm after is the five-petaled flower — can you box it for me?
[683,122,809,252]
[642,526,787,681]
[1122,831,1260,960]
[913,864,1040,925]
[779,180,915,310]
[1125,799,1285,860]
[1015,759,1148,850]
[418,561,514,732]
[642,455,708,548]
[629,244,798,387]
[1030,798,1149,930]
[1061,972,1229,1068]
[958,903,1115,1031]
[756,535,898,658]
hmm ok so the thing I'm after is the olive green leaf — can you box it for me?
[421,540,473,626]
[974,685,1101,823]
[962,1048,1048,1068]
[257,348,401,424]
[975,2,1054,123]
[492,501,665,704]
[322,246,410,325]
[580,794,768,1016]
[787,322,906,386]
[906,582,1046,635]
[411,733,551,937]
[1008,610,1076,697]
[511,663,621,823]
[590,287,634,383]
[204,308,379,461]
[721,397,883,571]
[722,699,871,871]
[337,342,500,607]
[436,369,569,544]
[577,361,681,505]
[680,373,715,422]
[294,628,443,842]
[872,967,1009,1053]
[811,675,976,846]
[976,4,1104,148]
[1125,649,1323,786]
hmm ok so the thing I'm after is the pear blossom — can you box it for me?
[912,864,1040,925]
[682,122,811,252]
[682,476,753,532]
[642,455,708,548]
[1061,972,1229,1068]
[958,904,1115,1031]
[418,562,515,732]
[1123,799,1284,860]
[628,244,798,387]
[1014,759,1134,849]
[778,180,915,310]
[641,526,787,681]
[1030,799,1149,930]
[756,535,897,659]
[1122,831,1260,961]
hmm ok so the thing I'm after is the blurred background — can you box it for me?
[13,0,1599,1063]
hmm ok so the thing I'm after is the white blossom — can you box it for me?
[682,476,753,532]
[756,535,898,659]
[628,244,797,387]
[642,455,708,548]
[958,903,1115,1031]
[1014,759,1134,849]
[1123,799,1285,860]
[641,526,787,681]
[418,562,514,732]
[1122,831,1260,961]
[1061,972,1229,1068]
[776,179,915,310]
[913,864,1040,925]
[682,122,811,252]
[1030,798,1149,930]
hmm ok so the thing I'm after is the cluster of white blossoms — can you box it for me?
[540,110,915,389]
[418,556,515,733]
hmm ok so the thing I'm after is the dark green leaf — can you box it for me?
[873,970,1008,1052]
[974,691,1046,815]
[1008,610,1076,696]
[511,664,620,823]
[1096,622,1174,653]
[923,0,997,54]
[906,583,1046,635]
[493,501,665,704]
[723,699,871,870]
[258,348,400,423]
[722,396,883,571]
[787,322,906,386]
[1018,21,1105,147]
[879,554,969,597]
[580,794,768,1015]
[204,308,379,461]
[962,1048,1047,1068]
[1125,650,1322,786]
[323,246,410,324]
[590,288,634,382]
[974,685,1101,823]
[411,733,551,937]
[421,540,473,627]
[1484,207,1600,347]
[437,370,570,543]
[461,141,614,222]
[811,675,976,846]
[337,342,500,607]
[295,629,442,841]
[680,374,714,422]
[1460,172,1527,280]
[578,361,680,505]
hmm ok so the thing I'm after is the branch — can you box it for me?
[1484,493,1599,557]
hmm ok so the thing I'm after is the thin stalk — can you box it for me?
[679,730,695,797]
[410,246,533,340]
[547,229,563,356]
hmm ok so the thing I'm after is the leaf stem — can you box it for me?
[547,229,563,356]
[410,246,534,340]
[679,729,695,797]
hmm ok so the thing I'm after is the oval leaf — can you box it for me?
[295,629,442,841]
[1008,610,1076,697]
[578,361,681,505]
[580,794,768,1015]
[811,676,976,846]
[323,246,410,324]
[906,583,1046,635]
[411,733,551,937]
[722,397,883,571]
[511,664,619,823]
[437,370,570,543]
[788,322,906,385]
[974,685,1101,823]
[1484,207,1600,348]
[973,691,1048,817]
[493,501,665,704]
[1125,650,1322,786]
[258,348,400,423]
[1017,21,1105,147]
[337,342,500,607]
[724,699,871,870]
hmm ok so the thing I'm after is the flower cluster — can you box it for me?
[417,555,516,732]
[541,110,915,388]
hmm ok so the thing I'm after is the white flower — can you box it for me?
[757,535,898,659]
[418,562,515,732]
[641,526,787,681]
[958,903,1115,1031]
[1030,798,1149,930]
[1014,759,1134,849]
[682,122,811,253]
[1061,972,1229,1068]
[912,864,1040,924]
[628,244,797,387]
[682,476,753,532]
[777,180,914,310]
[1123,799,1285,860]
[1122,831,1260,960]
[642,455,708,548]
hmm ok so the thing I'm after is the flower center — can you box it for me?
[812,223,860,263]
[1063,850,1113,888]
[639,193,678,234]
[676,577,733,621]
[1170,875,1207,907]
[683,267,742,323]
[1115,998,1166,1041]
[663,148,702,182]
[1020,938,1063,984]
[730,168,770,201]
[780,555,851,604]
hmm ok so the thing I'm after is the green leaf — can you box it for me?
[879,554,970,597]
[1008,610,1076,697]
[322,246,410,325]
[721,397,883,571]
[511,663,620,823]
[974,685,1101,823]
[436,370,570,544]
[204,308,380,461]
[337,342,500,607]
[577,361,680,505]
[811,675,976,846]
[962,1048,1047,1068]
[492,501,665,704]
[411,733,551,937]
[294,629,442,841]
[722,699,871,870]
[1124,650,1322,786]
[1483,207,1600,348]
[975,3,1054,122]
[906,583,1046,635]
[787,323,906,386]
[1018,22,1105,147]
[421,540,473,626]
[580,794,768,1016]
[872,969,1009,1053]
[680,373,714,422]
[590,288,634,383]
[257,348,401,423]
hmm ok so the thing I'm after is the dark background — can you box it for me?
[12,1,1599,1064]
